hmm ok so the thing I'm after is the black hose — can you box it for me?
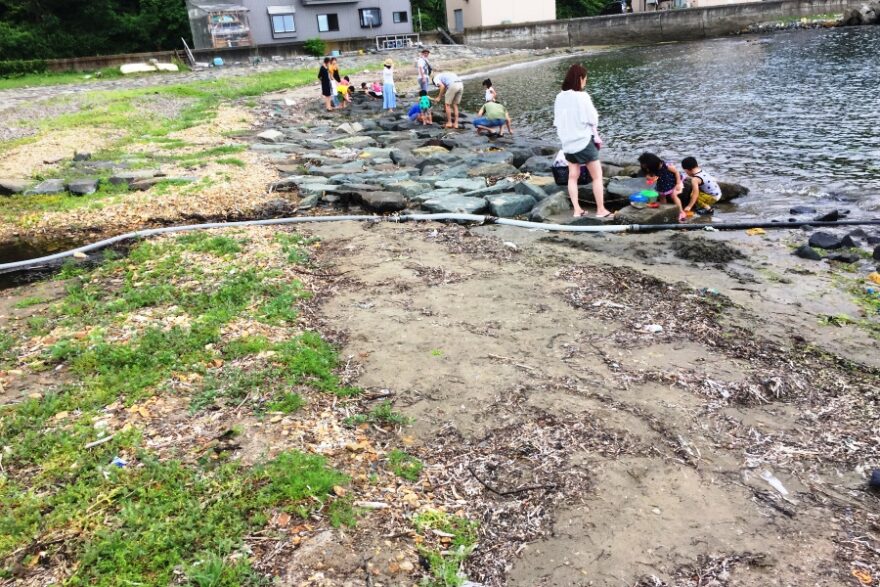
[630,219,880,232]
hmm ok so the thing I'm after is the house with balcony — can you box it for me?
[445,0,556,32]
[187,1,415,50]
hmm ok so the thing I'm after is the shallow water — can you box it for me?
[461,27,880,220]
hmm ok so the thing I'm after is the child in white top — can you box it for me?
[482,78,496,102]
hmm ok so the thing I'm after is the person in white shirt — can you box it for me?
[553,64,610,218]
[416,49,432,94]
[382,59,396,112]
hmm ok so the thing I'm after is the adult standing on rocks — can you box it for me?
[431,71,463,129]
[318,57,333,111]
[416,48,432,93]
[553,63,610,218]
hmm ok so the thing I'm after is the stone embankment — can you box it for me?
[256,91,748,226]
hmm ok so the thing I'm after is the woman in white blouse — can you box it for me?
[553,64,610,218]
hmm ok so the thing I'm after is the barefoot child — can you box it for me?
[680,156,722,215]
[638,152,686,221]
[418,89,433,125]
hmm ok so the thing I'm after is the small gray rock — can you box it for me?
[358,191,407,212]
[519,155,554,175]
[25,179,66,195]
[515,181,548,201]
[73,151,92,162]
[485,193,536,217]
[794,244,822,261]
[466,162,519,178]
[529,192,570,222]
[68,178,100,196]
[257,129,285,143]
[421,193,488,214]
[0,179,30,196]
[435,178,486,192]
[109,170,163,186]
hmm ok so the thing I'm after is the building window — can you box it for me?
[393,11,408,23]
[359,8,382,28]
[271,14,296,35]
[317,13,339,32]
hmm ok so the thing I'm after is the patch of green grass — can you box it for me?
[430,349,444,357]
[13,296,49,309]
[186,552,265,587]
[0,67,125,91]
[252,451,348,518]
[259,283,309,325]
[216,157,246,167]
[222,335,272,360]
[190,368,277,413]
[273,332,360,397]
[412,510,479,587]
[266,392,306,414]
[328,497,364,529]
[345,401,411,427]
[27,315,51,336]
[275,232,320,265]
[0,329,16,361]
[388,449,423,482]
[177,231,243,256]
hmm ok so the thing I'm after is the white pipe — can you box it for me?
[0,214,632,273]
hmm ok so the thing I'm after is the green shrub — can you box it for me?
[303,38,327,57]
[0,59,48,78]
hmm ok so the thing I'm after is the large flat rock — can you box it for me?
[466,162,519,178]
[0,179,30,196]
[25,179,66,195]
[109,170,164,186]
[68,178,100,196]
[435,178,486,192]
[421,193,489,215]
[529,193,571,222]
[485,193,536,217]
[357,191,407,213]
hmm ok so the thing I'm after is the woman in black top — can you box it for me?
[318,57,333,111]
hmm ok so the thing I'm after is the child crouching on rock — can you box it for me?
[680,156,722,216]
[473,101,513,137]
[638,152,686,222]
[418,90,433,125]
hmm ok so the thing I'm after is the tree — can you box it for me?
[0,0,191,60]
[410,0,446,31]
[557,0,606,19]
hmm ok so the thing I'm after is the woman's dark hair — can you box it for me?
[482,78,492,88]
[681,156,698,170]
[638,152,664,173]
[562,64,587,92]
[323,57,331,65]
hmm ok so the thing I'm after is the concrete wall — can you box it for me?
[459,0,858,48]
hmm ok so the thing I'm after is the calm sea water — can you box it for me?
[461,27,880,220]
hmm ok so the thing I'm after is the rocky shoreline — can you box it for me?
[255,88,751,227]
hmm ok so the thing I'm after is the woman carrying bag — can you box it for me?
[553,64,610,218]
